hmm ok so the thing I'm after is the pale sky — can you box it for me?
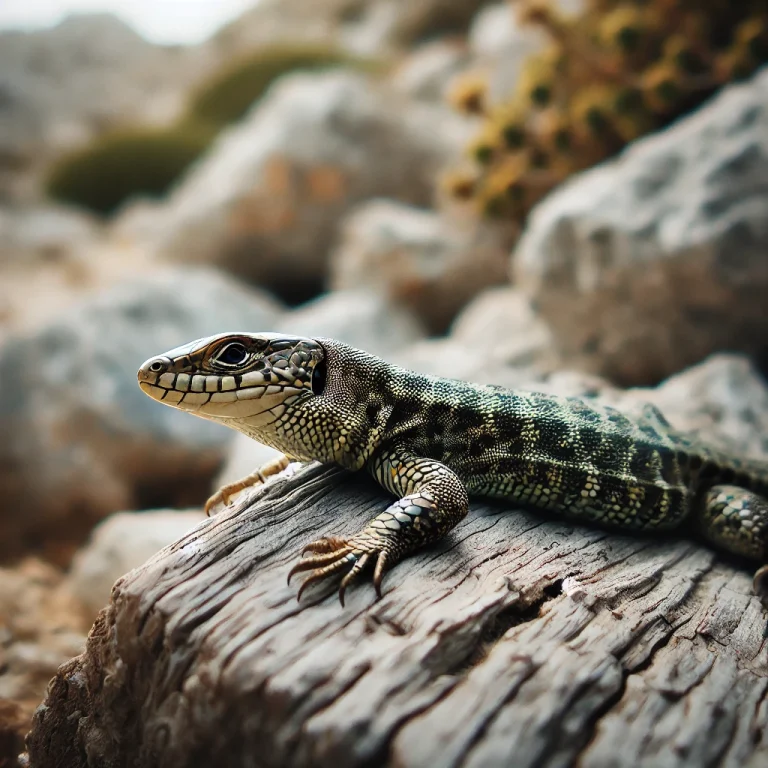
[0,0,260,44]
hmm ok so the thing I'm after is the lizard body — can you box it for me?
[138,333,768,605]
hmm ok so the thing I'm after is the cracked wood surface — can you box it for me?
[26,463,768,768]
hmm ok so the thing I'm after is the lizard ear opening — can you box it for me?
[311,357,327,395]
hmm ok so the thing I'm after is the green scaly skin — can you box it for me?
[138,332,768,607]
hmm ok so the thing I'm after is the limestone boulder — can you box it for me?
[331,199,511,333]
[220,0,488,56]
[630,354,768,457]
[390,285,557,384]
[276,289,426,356]
[157,71,462,304]
[449,285,557,371]
[0,267,283,561]
[468,2,546,102]
[387,0,489,46]
[514,67,768,385]
[0,203,99,263]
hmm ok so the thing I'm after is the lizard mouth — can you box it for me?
[138,363,309,421]
[137,335,324,423]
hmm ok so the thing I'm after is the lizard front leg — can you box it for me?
[288,447,469,605]
[205,454,292,516]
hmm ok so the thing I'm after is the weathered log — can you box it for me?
[25,463,768,768]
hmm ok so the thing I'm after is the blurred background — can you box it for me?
[2,0,768,758]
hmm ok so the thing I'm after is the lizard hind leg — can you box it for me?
[695,484,768,609]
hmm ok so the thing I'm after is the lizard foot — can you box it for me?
[204,455,291,516]
[288,533,390,607]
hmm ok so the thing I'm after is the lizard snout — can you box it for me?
[138,356,171,385]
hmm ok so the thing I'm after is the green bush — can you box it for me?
[187,43,376,127]
[446,1,768,221]
[46,124,214,215]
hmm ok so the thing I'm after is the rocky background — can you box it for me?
[2,1,768,762]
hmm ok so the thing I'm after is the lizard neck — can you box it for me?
[281,338,400,469]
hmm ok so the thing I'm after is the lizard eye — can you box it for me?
[311,358,327,395]
[216,342,249,366]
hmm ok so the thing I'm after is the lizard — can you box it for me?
[137,332,768,607]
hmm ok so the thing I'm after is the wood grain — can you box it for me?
[25,464,768,768]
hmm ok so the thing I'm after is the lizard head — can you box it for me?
[137,331,325,425]
[139,331,389,467]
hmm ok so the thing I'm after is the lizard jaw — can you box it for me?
[137,368,307,421]
[137,332,323,423]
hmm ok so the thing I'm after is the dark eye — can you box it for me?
[311,358,327,395]
[217,342,249,366]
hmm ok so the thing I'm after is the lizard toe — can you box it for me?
[372,551,390,599]
[338,553,372,607]
[301,536,349,556]
[287,546,354,584]
[295,553,357,602]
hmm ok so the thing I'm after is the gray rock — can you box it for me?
[277,289,426,357]
[514,67,768,385]
[391,336,548,390]
[213,0,371,57]
[68,510,206,616]
[449,285,556,371]
[0,203,100,263]
[469,0,584,63]
[0,266,283,559]
[220,0,486,57]
[388,0,489,44]
[631,354,768,458]
[468,3,523,59]
[330,199,510,333]
[0,14,208,178]
[389,286,557,385]
[157,71,456,304]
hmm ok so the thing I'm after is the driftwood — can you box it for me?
[26,463,768,768]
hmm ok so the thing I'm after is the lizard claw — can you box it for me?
[288,535,390,605]
[204,488,231,517]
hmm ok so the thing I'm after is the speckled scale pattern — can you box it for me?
[697,485,768,561]
[137,333,768,604]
